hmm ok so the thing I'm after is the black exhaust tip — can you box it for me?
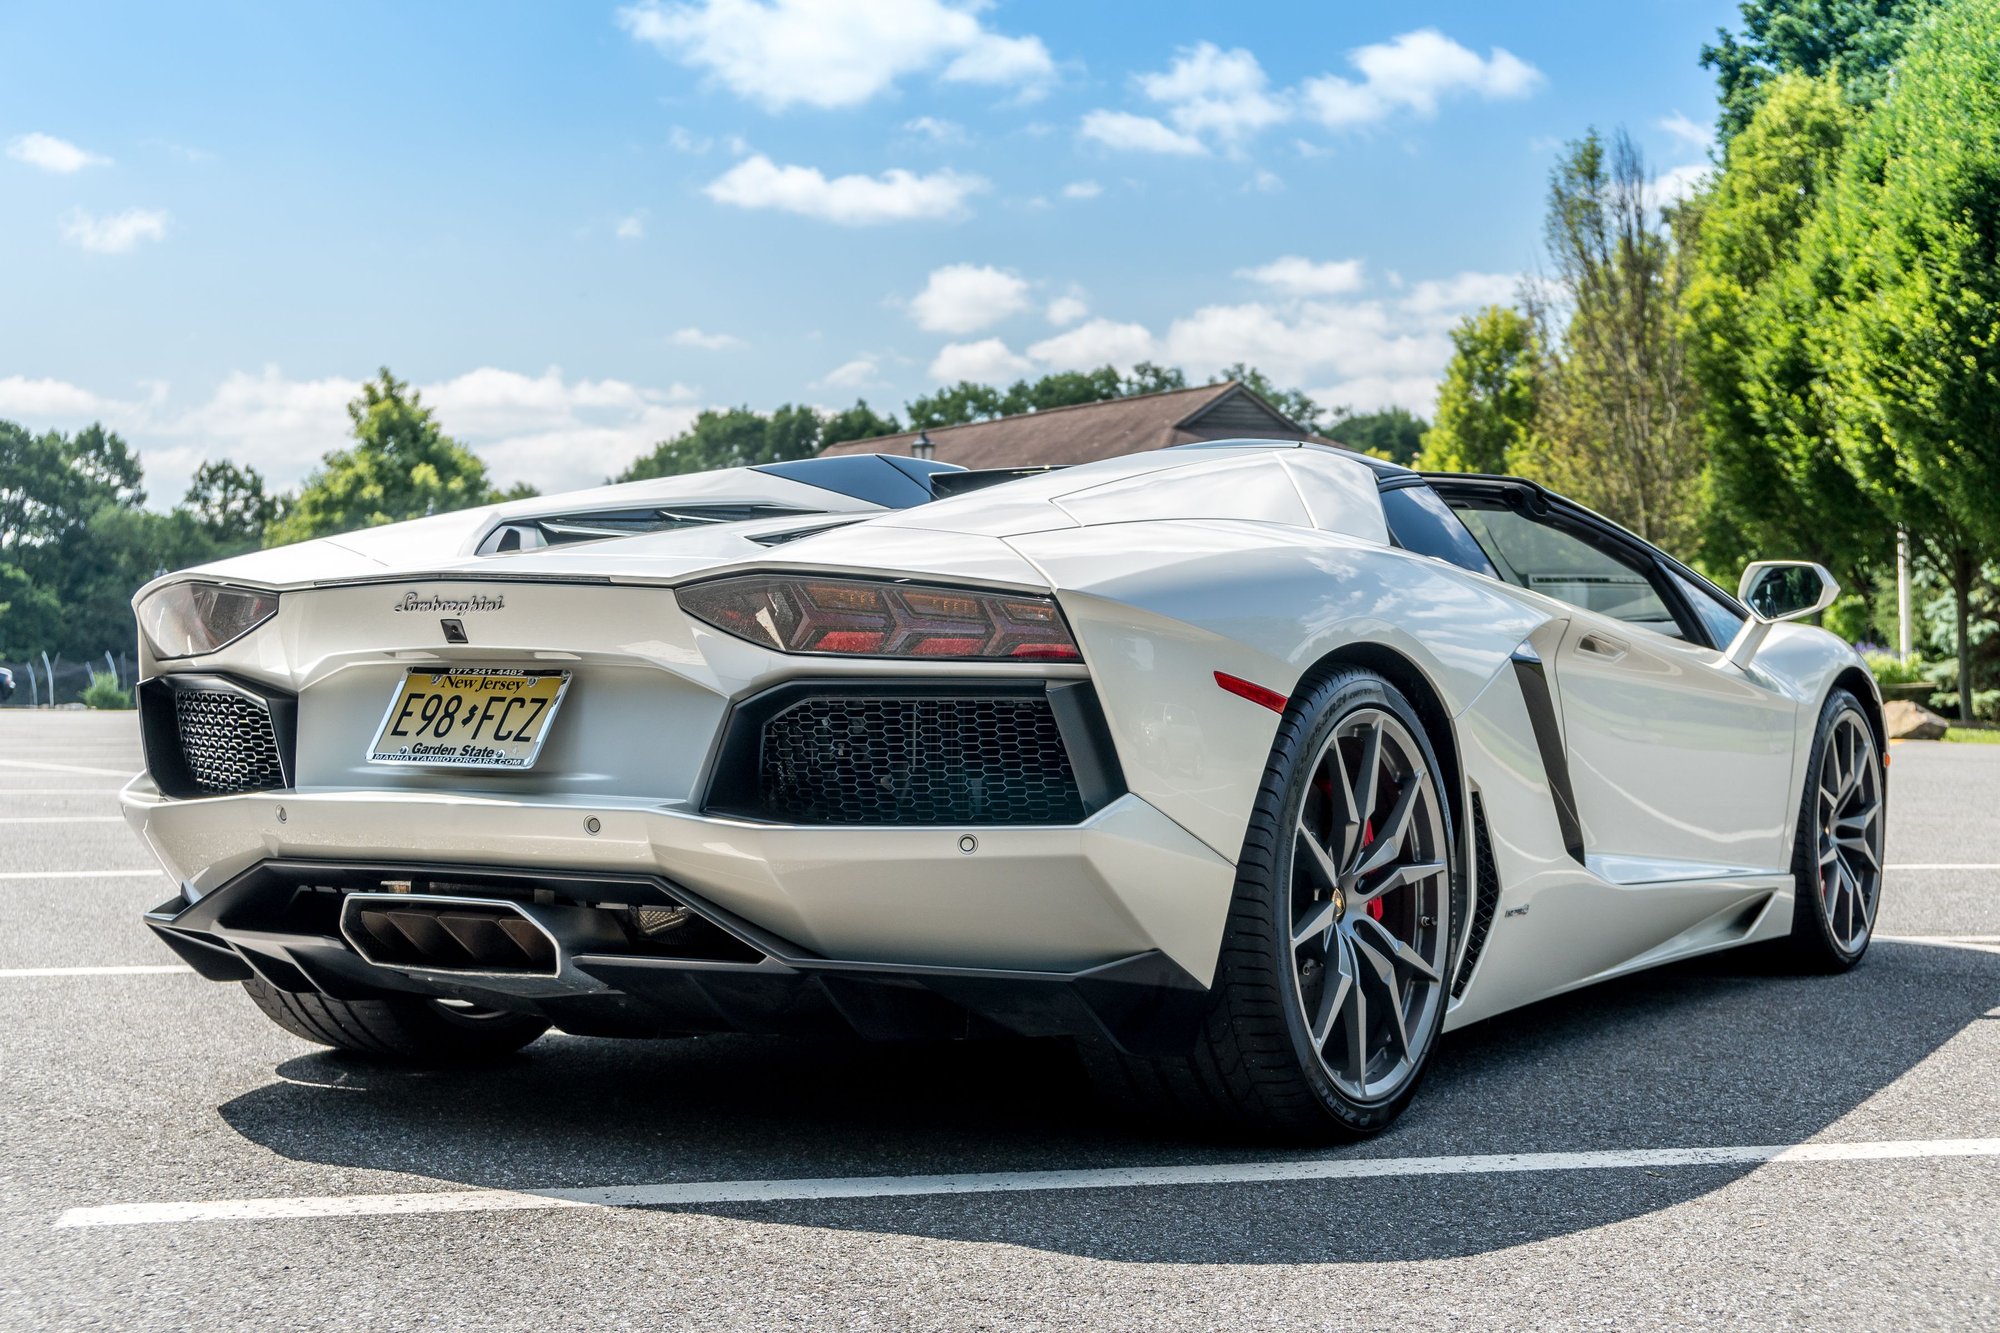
[339,894,560,977]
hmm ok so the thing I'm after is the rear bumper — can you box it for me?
[142,858,1213,1055]
[121,776,1236,982]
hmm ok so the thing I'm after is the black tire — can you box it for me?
[1087,666,1460,1139]
[1783,688,1885,972]
[242,979,549,1064]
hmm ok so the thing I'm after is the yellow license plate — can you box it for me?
[368,668,571,769]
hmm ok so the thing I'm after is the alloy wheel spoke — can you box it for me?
[1341,934,1369,1087]
[1355,858,1447,904]
[1292,897,1339,949]
[1355,914,1441,983]
[1355,934,1409,1059]
[1349,721,1383,839]
[1295,826,1342,897]
[1351,777,1420,879]
[1311,947,1353,1049]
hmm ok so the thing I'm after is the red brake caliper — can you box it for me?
[1362,818,1384,919]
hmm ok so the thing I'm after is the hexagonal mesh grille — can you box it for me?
[758,695,1084,824]
[174,690,286,794]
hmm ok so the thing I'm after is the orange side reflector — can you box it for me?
[1214,671,1288,714]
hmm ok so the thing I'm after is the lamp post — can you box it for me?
[912,430,934,462]
[1897,528,1913,663]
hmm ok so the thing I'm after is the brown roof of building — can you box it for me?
[818,381,1329,469]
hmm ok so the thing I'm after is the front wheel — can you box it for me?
[1784,689,1885,970]
[1089,667,1459,1138]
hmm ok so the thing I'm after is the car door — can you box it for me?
[1429,481,1801,884]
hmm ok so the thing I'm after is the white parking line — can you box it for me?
[0,869,162,881]
[0,965,189,978]
[0,759,137,778]
[1887,863,2000,871]
[52,1136,2000,1229]
[1879,935,2000,956]
[0,816,123,824]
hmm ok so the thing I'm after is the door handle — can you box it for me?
[1577,632,1628,662]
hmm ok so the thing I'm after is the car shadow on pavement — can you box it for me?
[216,939,2000,1263]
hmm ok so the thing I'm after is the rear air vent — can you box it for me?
[703,680,1123,826]
[140,674,296,799]
[477,504,818,555]
[760,695,1084,825]
[1453,793,1500,999]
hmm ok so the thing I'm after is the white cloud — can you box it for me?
[5,365,704,501]
[617,0,1052,111]
[930,338,1032,384]
[615,214,645,240]
[671,327,745,350]
[1138,42,1288,142]
[0,375,114,416]
[7,132,110,173]
[1026,318,1157,373]
[1302,28,1542,128]
[1061,179,1102,200]
[903,115,967,145]
[908,263,1031,334]
[705,154,986,224]
[1646,161,1711,210]
[1400,270,1518,315]
[815,357,881,389]
[60,208,168,254]
[1078,110,1208,156]
[1045,294,1089,326]
[1239,256,1367,297]
[1085,29,1543,156]
[1658,112,1715,153]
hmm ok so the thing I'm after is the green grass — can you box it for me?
[1943,727,2000,744]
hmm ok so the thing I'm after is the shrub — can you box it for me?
[1861,650,1928,688]
[80,671,134,710]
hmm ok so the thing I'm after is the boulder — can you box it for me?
[1884,699,1949,741]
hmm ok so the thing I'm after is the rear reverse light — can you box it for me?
[677,574,1082,661]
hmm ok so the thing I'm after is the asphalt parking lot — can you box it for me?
[2,711,1997,1330]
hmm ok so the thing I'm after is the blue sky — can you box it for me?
[0,1,1733,501]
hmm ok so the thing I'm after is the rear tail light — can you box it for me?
[137,582,281,659]
[677,574,1082,661]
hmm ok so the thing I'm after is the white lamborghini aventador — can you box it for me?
[124,441,1885,1137]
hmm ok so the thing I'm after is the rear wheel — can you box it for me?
[242,979,550,1064]
[1089,667,1458,1138]
[1785,690,1884,970]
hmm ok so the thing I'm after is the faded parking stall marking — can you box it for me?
[52,1136,2000,1229]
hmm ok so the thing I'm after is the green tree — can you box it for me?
[0,420,183,658]
[1680,73,1891,591]
[618,402,833,481]
[1703,0,1937,138]
[1820,0,2000,717]
[183,460,279,552]
[1330,408,1429,465]
[1122,362,1188,396]
[998,367,1125,415]
[1520,130,1705,548]
[1415,306,1541,473]
[268,370,509,544]
[821,400,900,448]
[905,381,1009,429]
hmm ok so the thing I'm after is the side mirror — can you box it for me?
[1726,561,1840,668]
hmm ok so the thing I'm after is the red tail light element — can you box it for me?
[677,574,1083,661]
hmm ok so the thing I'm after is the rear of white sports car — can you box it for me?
[124,455,1252,1062]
